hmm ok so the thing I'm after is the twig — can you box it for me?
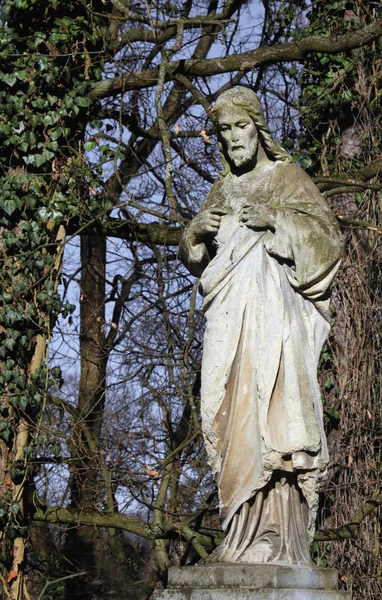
[337,215,382,234]
[315,492,382,541]
[0,574,11,599]
[37,572,87,600]
[155,20,185,216]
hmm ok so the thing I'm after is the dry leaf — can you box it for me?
[145,464,159,478]
[348,454,354,467]
[175,123,181,135]
[8,571,17,583]
[200,129,211,144]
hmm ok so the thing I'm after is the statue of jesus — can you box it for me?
[180,87,343,564]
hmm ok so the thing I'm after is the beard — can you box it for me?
[226,137,259,169]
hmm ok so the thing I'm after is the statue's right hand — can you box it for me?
[187,209,227,245]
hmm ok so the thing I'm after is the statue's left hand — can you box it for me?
[241,204,277,231]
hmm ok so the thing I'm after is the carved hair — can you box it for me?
[213,87,292,174]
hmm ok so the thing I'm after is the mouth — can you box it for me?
[231,145,243,151]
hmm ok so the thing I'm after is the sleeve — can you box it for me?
[179,183,221,278]
[264,163,343,302]
[179,231,211,278]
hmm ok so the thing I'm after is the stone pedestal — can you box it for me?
[152,564,351,599]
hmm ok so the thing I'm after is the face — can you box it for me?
[217,105,259,169]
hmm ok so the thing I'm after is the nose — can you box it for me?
[231,126,240,142]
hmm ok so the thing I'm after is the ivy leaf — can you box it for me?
[2,73,17,87]
[4,338,16,351]
[43,114,56,125]
[2,199,19,216]
[300,157,313,169]
[9,503,20,515]
[50,126,63,141]
[23,154,36,165]
[6,310,23,325]
[31,98,48,109]
[84,140,97,151]
[15,69,28,81]
[75,96,92,108]
[47,94,58,105]
[34,150,54,167]
[0,421,11,442]
[34,154,47,168]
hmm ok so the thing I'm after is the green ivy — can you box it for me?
[0,0,106,550]
[292,0,380,175]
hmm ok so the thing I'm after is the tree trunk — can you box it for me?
[65,233,107,599]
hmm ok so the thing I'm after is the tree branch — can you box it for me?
[110,17,231,49]
[337,216,382,234]
[32,505,214,554]
[314,493,382,541]
[34,492,381,553]
[100,220,183,245]
[33,506,162,540]
[90,18,382,99]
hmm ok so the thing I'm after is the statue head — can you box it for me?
[213,87,292,174]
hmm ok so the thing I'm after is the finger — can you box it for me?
[208,218,224,228]
[210,208,228,216]
[206,224,219,233]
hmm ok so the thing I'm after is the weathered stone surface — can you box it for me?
[179,87,344,565]
[168,564,338,590]
[153,590,350,599]
[152,565,351,600]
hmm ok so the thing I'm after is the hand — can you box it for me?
[187,208,227,245]
[241,204,277,231]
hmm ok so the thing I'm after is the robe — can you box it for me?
[180,161,343,563]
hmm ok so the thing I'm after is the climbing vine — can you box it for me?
[0,1,381,598]
[0,0,106,595]
[292,2,382,598]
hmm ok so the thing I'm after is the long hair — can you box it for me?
[213,87,292,175]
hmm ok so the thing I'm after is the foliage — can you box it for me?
[296,2,382,598]
[0,0,380,599]
[0,0,104,594]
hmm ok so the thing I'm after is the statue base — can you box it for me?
[152,563,351,599]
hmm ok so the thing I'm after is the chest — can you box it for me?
[216,169,274,213]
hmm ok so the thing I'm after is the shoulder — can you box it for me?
[272,160,313,184]
[271,162,339,223]
[269,160,324,198]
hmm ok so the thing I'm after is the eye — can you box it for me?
[238,122,249,129]
[220,125,229,132]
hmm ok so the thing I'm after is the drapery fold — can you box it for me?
[180,161,343,562]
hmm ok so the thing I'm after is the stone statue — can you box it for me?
[180,87,343,565]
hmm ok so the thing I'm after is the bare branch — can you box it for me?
[92,219,183,245]
[315,493,382,541]
[337,216,382,234]
[90,18,382,100]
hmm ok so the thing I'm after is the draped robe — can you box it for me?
[180,161,343,564]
